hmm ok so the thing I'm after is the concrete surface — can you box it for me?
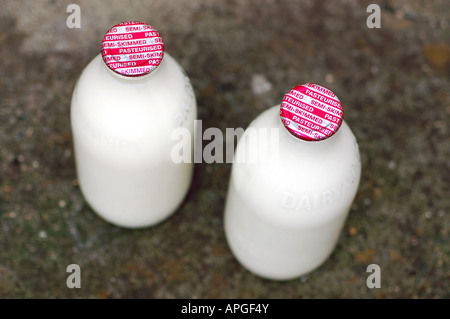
[0,0,448,298]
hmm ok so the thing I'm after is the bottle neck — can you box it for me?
[103,56,164,83]
[277,111,342,151]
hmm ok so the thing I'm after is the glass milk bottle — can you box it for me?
[224,83,361,280]
[70,21,197,228]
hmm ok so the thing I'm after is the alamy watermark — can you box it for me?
[366,264,381,288]
[64,263,379,290]
[366,4,381,29]
[171,121,280,164]
[66,4,81,28]
[67,4,381,29]
[66,264,81,288]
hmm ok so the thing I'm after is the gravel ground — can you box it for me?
[0,0,448,298]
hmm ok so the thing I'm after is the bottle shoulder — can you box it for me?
[74,52,188,92]
[229,106,361,227]
[232,105,360,193]
[71,53,197,144]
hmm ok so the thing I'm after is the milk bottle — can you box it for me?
[224,83,361,280]
[70,21,197,228]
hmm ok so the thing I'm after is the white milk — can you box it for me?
[70,21,197,228]
[224,83,361,280]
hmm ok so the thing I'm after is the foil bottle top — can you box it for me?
[280,83,344,141]
[101,21,165,77]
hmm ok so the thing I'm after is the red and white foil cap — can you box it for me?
[280,83,344,141]
[101,21,164,77]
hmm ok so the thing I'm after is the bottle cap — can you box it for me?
[280,83,344,141]
[101,21,165,77]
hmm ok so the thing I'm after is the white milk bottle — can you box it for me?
[70,21,197,228]
[224,83,361,280]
